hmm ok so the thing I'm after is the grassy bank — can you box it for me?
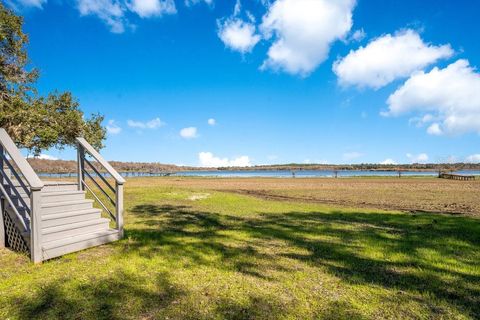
[1,177,479,319]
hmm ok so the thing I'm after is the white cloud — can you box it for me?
[37,154,59,160]
[466,154,480,163]
[350,28,366,42]
[199,152,251,167]
[260,0,356,76]
[333,29,453,89]
[342,151,363,161]
[386,59,480,136]
[14,0,46,8]
[128,0,176,18]
[184,0,212,7]
[218,18,260,53]
[77,0,127,33]
[180,127,198,139]
[207,118,216,126]
[406,153,429,163]
[127,117,165,129]
[380,158,396,165]
[426,123,442,136]
[106,120,122,134]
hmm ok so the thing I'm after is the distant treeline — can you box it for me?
[226,163,480,172]
[27,159,207,174]
[27,159,480,174]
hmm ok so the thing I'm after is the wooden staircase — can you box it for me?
[0,129,125,263]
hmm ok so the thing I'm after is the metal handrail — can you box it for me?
[83,169,115,206]
[0,169,30,216]
[81,181,116,221]
[0,180,29,231]
[83,157,115,194]
[0,129,44,190]
[76,137,124,238]
[76,137,125,185]
[2,154,31,197]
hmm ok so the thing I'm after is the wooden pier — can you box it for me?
[439,173,475,181]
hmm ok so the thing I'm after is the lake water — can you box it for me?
[38,169,480,179]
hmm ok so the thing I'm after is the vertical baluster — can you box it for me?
[30,188,42,263]
[115,182,124,238]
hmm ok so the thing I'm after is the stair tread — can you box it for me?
[41,199,94,208]
[42,229,119,250]
[41,190,86,196]
[42,217,110,234]
[42,208,102,220]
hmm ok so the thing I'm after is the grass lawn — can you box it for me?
[1,177,479,319]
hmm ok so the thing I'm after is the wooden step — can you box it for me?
[42,218,110,242]
[41,190,86,203]
[41,199,94,215]
[42,182,78,192]
[42,229,120,260]
[42,208,102,228]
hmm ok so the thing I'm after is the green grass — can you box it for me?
[1,182,479,319]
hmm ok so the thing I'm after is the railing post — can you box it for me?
[115,182,124,238]
[0,198,5,249]
[0,145,4,186]
[30,188,42,263]
[77,143,85,191]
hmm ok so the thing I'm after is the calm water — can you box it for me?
[38,169,480,179]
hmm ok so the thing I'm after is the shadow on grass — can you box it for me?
[9,270,184,320]
[125,204,480,317]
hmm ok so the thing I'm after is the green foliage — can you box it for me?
[0,3,105,155]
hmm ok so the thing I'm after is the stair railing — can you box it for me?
[76,138,125,237]
[0,128,44,263]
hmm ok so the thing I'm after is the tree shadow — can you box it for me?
[125,203,480,317]
[9,269,184,320]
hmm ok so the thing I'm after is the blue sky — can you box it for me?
[10,0,480,166]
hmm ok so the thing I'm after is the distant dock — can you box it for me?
[439,173,475,181]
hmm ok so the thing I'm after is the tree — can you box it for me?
[0,3,105,156]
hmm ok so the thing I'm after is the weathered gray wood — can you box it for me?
[30,190,42,263]
[0,198,5,248]
[42,229,120,260]
[76,137,125,184]
[0,129,44,190]
[116,183,124,238]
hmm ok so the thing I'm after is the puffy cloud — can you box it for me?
[128,0,176,18]
[380,158,396,165]
[386,59,480,135]
[207,118,216,126]
[406,153,429,163]
[218,18,260,53]
[260,0,356,76]
[106,120,122,134]
[77,0,127,33]
[217,0,260,54]
[180,127,198,139]
[465,154,480,163]
[199,152,251,167]
[127,117,165,129]
[37,154,59,160]
[333,29,453,89]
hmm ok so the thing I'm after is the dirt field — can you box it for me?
[125,176,480,216]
